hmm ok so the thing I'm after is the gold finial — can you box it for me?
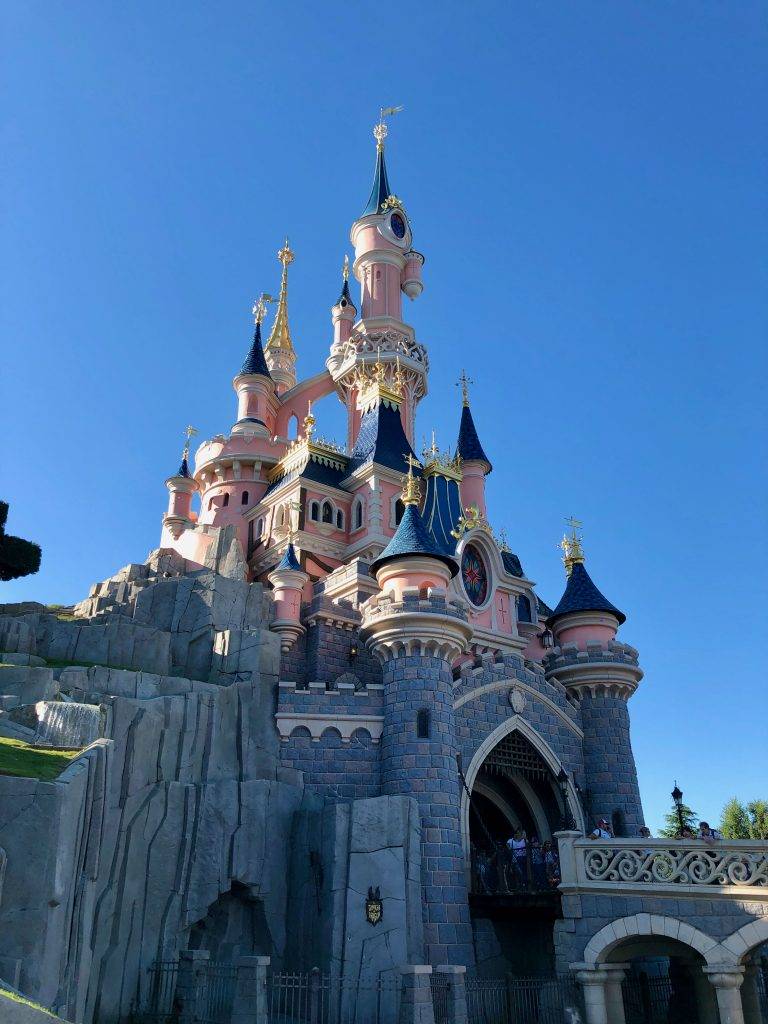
[394,354,405,396]
[496,528,511,553]
[266,238,295,352]
[303,400,315,441]
[560,516,585,576]
[182,425,198,461]
[373,105,404,151]
[252,293,274,326]
[342,254,350,282]
[373,346,386,384]
[456,369,474,407]
[401,453,421,506]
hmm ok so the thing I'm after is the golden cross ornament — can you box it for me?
[456,370,474,407]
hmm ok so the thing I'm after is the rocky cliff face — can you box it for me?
[0,549,316,1022]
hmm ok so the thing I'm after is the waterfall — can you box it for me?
[33,701,103,748]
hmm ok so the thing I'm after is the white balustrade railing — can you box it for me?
[555,832,768,899]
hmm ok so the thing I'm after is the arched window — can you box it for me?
[395,499,405,525]
[416,708,430,739]
[322,501,333,524]
[288,414,299,440]
[241,491,249,505]
[255,518,264,538]
[517,595,532,624]
[223,493,230,507]
[309,501,319,522]
[354,500,363,530]
[335,509,344,530]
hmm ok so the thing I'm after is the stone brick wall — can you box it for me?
[454,653,587,811]
[305,618,382,688]
[579,692,644,833]
[278,727,380,800]
[380,652,475,968]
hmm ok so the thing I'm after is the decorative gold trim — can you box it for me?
[560,516,585,576]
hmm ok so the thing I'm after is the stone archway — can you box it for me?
[460,714,585,859]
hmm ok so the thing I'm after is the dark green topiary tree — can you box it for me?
[0,501,42,581]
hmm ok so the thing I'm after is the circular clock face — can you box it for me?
[461,544,489,606]
[390,212,406,239]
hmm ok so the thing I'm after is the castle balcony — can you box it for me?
[556,833,768,903]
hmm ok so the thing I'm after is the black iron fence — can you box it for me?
[135,959,236,1024]
[621,974,699,1024]
[266,969,402,1024]
[466,975,585,1024]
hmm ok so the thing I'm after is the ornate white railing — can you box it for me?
[556,833,768,899]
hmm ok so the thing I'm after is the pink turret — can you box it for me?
[331,256,357,349]
[267,540,309,653]
[231,301,278,437]
[162,431,200,540]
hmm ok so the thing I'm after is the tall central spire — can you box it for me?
[265,238,297,392]
[362,107,402,216]
[266,239,295,354]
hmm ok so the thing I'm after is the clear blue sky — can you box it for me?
[2,2,766,831]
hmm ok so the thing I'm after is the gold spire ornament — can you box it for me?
[560,516,586,576]
[456,370,474,407]
[373,105,404,151]
[252,293,274,326]
[302,400,316,441]
[182,425,198,462]
[342,254,350,282]
[266,238,295,353]
[401,453,422,506]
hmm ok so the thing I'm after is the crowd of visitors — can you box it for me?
[471,830,561,894]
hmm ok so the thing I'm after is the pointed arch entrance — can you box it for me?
[460,716,585,863]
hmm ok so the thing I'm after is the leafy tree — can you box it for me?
[747,800,768,840]
[720,798,751,839]
[658,800,698,838]
[719,798,768,840]
[0,502,41,582]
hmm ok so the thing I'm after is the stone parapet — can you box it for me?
[544,639,642,699]
[361,589,472,663]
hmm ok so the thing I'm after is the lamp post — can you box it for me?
[557,768,576,831]
[672,782,684,834]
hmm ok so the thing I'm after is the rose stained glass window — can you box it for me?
[461,544,488,606]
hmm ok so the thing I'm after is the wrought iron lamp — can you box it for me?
[672,781,684,833]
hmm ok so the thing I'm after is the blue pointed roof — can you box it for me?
[547,562,625,627]
[337,276,356,311]
[370,503,459,578]
[422,471,463,555]
[239,321,272,378]
[362,146,392,217]
[276,541,302,572]
[348,400,417,475]
[457,404,492,471]
[178,456,191,478]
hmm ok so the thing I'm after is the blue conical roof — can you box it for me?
[362,147,392,217]
[240,321,272,378]
[547,562,625,627]
[457,404,492,471]
[337,275,355,310]
[348,400,417,475]
[276,542,302,572]
[178,456,191,478]
[370,503,459,579]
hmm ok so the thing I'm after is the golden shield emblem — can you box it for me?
[365,886,383,926]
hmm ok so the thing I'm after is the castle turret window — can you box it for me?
[354,500,363,530]
[416,708,431,739]
[517,595,532,623]
[395,499,405,525]
[310,501,319,522]
[223,493,230,507]
[322,501,333,524]
[335,509,344,529]
[241,491,249,505]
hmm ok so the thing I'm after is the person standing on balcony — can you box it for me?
[506,829,528,888]
[587,817,613,840]
[698,821,722,845]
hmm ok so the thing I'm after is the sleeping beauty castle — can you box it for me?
[0,114,766,1024]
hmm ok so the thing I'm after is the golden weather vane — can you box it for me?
[182,425,198,461]
[456,370,474,407]
[373,104,404,150]
[560,516,585,576]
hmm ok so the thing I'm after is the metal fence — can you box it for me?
[621,974,699,1024]
[267,969,402,1024]
[135,959,236,1024]
[466,975,585,1024]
